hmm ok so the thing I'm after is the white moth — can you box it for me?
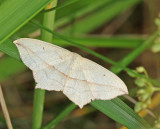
[13,38,128,108]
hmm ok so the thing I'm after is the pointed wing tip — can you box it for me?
[13,40,18,44]
[125,89,129,94]
[123,86,128,94]
[119,82,128,95]
[79,105,83,109]
[13,38,31,44]
[121,87,128,95]
[13,38,22,45]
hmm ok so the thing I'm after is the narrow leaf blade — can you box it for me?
[0,0,52,44]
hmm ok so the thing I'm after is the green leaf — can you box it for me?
[44,0,79,12]
[0,56,26,82]
[13,0,112,37]
[42,103,76,129]
[51,36,144,48]
[30,20,160,86]
[91,98,151,129]
[55,0,112,28]
[0,36,143,61]
[62,0,141,34]
[0,0,52,44]
[0,39,20,61]
[12,0,140,37]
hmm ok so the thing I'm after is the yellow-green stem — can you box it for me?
[32,1,58,129]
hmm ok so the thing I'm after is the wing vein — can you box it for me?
[19,43,126,93]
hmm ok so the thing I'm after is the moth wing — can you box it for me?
[14,38,72,70]
[14,38,73,91]
[14,38,128,108]
[63,56,128,108]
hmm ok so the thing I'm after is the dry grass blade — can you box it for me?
[0,84,13,129]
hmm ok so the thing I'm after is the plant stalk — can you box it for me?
[0,85,13,129]
[42,103,76,129]
[32,1,57,129]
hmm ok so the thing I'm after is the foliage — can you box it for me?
[128,66,160,112]
[0,0,159,129]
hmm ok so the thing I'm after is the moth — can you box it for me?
[14,38,128,108]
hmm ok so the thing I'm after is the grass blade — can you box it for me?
[55,0,112,28]
[30,20,160,86]
[62,0,141,34]
[44,0,79,12]
[0,57,26,81]
[0,85,13,129]
[0,39,20,61]
[32,1,58,129]
[42,103,76,129]
[0,0,52,44]
[13,0,112,37]
[51,36,144,48]
[91,98,150,129]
